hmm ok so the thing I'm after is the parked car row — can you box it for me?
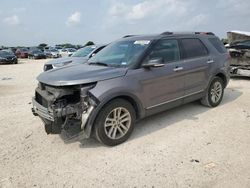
[11,47,78,60]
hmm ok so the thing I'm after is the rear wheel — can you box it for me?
[94,99,136,146]
[201,76,224,107]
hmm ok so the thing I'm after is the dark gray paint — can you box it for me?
[38,63,127,86]
[33,32,230,138]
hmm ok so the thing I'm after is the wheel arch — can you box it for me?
[85,92,145,137]
[214,72,227,88]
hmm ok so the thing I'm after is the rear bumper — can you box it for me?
[32,97,54,121]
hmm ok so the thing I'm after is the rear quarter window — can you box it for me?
[208,37,227,53]
[180,38,208,59]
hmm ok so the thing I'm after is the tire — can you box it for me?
[201,76,224,107]
[94,99,136,146]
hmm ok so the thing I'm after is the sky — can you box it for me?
[0,0,250,46]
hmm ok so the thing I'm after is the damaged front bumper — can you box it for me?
[32,97,54,121]
[31,83,97,138]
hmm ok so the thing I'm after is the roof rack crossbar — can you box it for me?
[123,35,137,38]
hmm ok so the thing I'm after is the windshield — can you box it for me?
[21,48,28,52]
[72,46,96,57]
[88,40,150,67]
[0,51,11,56]
[32,50,42,53]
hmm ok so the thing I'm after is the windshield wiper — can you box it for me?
[88,62,109,67]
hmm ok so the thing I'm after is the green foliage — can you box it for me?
[85,41,95,46]
[38,43,48,48]
[221,38,229,45]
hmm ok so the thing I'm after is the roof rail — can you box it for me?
[161,31,173,35]
[195,32,215,35]
[123,35,137,38]
[161,31,215,36]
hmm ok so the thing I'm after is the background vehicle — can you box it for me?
[15,48,29,58]
[43,45,106,71]
[0,50,18,64]
[59,48,76,57]
[44,49,61,58]
[28,50,46,59]
[32,32,230,146]
[226,32,250,77]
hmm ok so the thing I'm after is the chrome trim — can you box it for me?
[207,60,214,64]
[32,97,54,121]
[173,67,183,71]
[146,90,204,109]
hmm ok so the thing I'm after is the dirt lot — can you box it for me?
[0,59,250,188]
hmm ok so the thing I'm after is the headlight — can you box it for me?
[0,57,7,60]
[53,61,72,68]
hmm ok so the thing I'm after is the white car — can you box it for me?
[44,49,61,58]
[59,48,76,57]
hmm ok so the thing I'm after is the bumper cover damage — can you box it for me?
[32,82,97,139]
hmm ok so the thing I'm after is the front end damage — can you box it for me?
[230,49,250,77]
[32,82,98,139]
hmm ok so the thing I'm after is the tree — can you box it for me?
[85,41,95,46]
[38,43,48,48]
[221,38,229,45]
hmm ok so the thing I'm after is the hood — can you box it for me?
[45,56,88,65]
[37,64,127,86]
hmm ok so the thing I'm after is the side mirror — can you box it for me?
[90,53,96,58]
[142,58,165,69]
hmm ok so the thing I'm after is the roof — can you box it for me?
[120,31,216,41]
[228,30,250,37]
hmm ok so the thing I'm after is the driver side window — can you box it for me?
[145,39,180,64]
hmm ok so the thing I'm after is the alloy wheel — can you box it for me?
[104,107,131,140]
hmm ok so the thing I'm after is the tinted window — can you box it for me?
[208,38,227,53]
[181,38,208,59]
[146,39,180,64]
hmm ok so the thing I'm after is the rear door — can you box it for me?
[179,38,211,95]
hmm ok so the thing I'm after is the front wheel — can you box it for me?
[201,76,224,107]
[94,99,136,146]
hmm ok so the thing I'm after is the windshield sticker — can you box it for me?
[134,40,150,45]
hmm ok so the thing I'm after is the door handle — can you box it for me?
[173,67,183,72]
[207,59,214,64]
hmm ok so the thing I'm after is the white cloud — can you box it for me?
[3,15,20,26]
[108,0,188,23]
[185,14,210,28]
[12,7,27,13]
[216,0,250,16]
[66,11,81,27]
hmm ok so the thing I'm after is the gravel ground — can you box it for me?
[0,59,250,188]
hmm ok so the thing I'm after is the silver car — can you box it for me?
[32,32,230,146]
[43,45,106,71]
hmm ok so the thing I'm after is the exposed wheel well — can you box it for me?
[215,73,227,87]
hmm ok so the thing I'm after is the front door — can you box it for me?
[126,39,185,112]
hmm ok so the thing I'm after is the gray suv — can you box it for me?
[32,32,230,146]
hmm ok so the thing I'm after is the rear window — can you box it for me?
[180,38,208,59]
[208,38,227,53]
